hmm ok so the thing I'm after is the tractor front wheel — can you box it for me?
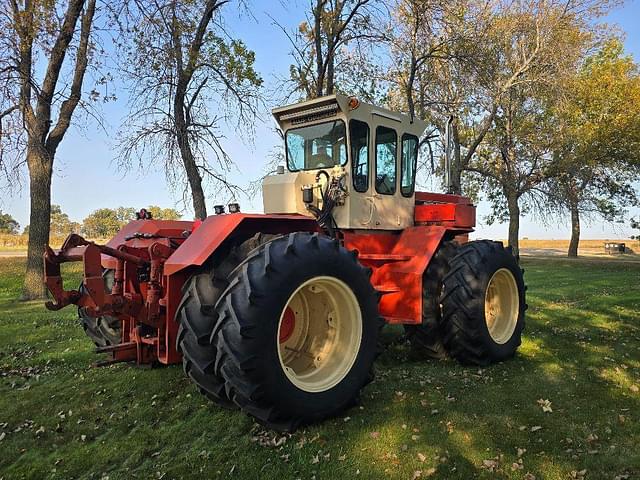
[213,232,382,431]
[440,240,526,365]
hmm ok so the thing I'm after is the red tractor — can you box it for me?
[44,94,526,431]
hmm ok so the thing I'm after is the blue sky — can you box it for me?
[2,0,639,239]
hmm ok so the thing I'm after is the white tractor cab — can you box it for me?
[263,94,427,231]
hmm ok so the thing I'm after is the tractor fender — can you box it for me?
[163,213,318,276]
[342,225,467,324]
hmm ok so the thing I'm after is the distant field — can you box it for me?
[2,234,638,253]
[0,256,638,479]
[517,239,638,250]
[0,234,108,251]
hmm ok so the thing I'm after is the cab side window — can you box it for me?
[401,134,418,196]
[375,126,397,195]
[350,120,369,192]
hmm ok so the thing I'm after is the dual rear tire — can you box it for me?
[405,239,526,365]
[177,232,382,431]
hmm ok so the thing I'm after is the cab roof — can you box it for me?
[272,93,428,139]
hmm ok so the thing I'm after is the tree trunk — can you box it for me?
[568,200,580,258]
[174,93,207,219]
[326,43,334,95]
[506,192,520,259]
[313,0,324,98]
[450,122,462,195]
[22,145,52,300]
[177,132,207,219]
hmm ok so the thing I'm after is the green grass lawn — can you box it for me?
[0,256,638,479]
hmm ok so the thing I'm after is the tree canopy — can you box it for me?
[548,38,640,255]
[0,210,19,234]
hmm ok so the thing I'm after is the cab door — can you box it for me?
[366,113,415,230]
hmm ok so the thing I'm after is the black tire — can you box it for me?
[440,240,526,366]
[78,270,121,347]
[404,241,458,359]
[176,233,276,407]
[212,232,383,432]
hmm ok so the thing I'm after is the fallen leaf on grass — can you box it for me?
[445,421,454,434]
[370,431,380,439]
[524,473,536,480]
[630,385,638,393]
[417,453,426,462]
[482,459,498,472]
[537,399,552,413]
[530,426,542,432]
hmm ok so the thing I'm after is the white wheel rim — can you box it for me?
[484,268,519,344]
[277,276,362,393]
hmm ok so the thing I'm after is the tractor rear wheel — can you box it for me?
[440,240,526,365]
[78,269,121,347]
[404,241,458,359]
[176,233,276,407]
[212,232,382,431]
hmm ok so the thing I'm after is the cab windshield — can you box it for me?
[286,120,347,171]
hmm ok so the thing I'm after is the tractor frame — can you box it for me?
[44,192,474,366]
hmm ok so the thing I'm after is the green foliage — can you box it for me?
[0,210,19,234]
[50,205,81,236]
[549,36,640,219]
[81,207,135,238]
[81,206,181,238]
[145,205,181,221]
[0,256,639,478]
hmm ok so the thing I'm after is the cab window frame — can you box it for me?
[349,119,370,193]
[285,119,348,172]
[374,125,398,196]
[400,133,419,197]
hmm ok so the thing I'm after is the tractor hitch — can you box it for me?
[43,233,148,315]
